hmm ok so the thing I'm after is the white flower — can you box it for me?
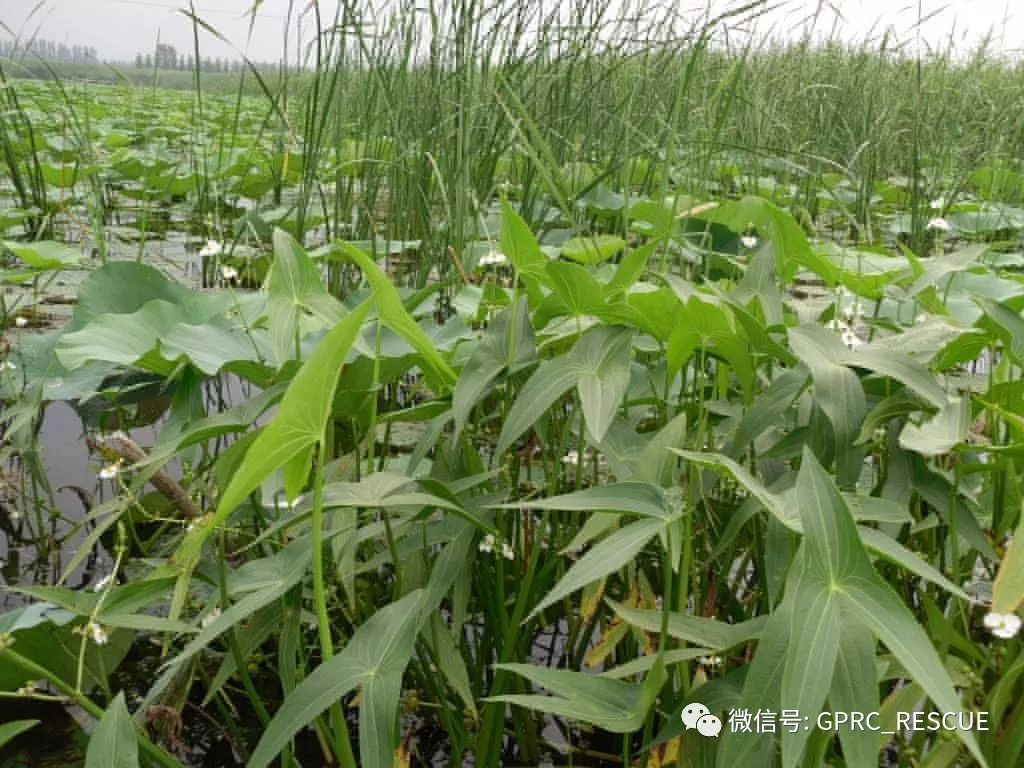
[201,607,222,629]
[199,240,223,258]
[84,621,109,646]
[927,217,951,232]
[842,329,865,350]
[501,542,515,560]
[277,494,304,510]
[740,235,758,249]
[91,573,115,592]
[915,313,928,325]
[478,250,507,268]
[14,316,27,328]
[983,611,1022,639]
[827,317,848,331]
[562,450,580,467]
[478,533,496,554]
[0,360,16,372]
[98,460,123,480]
[842,301,864,322]
[930,197,945,210]
[185,515,209,533]
[698,655,723,667]
[220,265,239,281]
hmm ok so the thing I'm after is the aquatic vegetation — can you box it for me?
[2,2,1024,766]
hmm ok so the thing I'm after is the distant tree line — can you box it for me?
[133,43,284,73]
[0,37,99,63]
[0,37,299,74]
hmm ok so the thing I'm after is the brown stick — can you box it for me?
[448,244,473,285]
[88,433,203,520]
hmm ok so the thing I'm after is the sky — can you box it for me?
[0,0,1019,64]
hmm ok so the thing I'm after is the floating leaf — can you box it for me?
[3,240,82,269]
[561,234,626,265]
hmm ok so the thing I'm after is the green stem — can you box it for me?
[311,439,357,768]
[0,646,183,768]
[217,532,271,729]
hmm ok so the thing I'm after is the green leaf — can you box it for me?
[910,456,995,558]
[3,240,82,269]
[0,603,131,693]
[336,240,457,389]
[545,260,606,318]
[85,692,139,768]
[726,367,809,455]
[703,196,820,282]
[70,261,192,329]
[899,397,969,457]
[906,244,988,297]
[573,326,634,442]
[492,481,669,519]
[842,345,948,409]
[781,569,841,767]
[673,449,796,529]
[425,612,477,717]
[266,227,344,362]
[488,660,663,733]
[607,240,659,294]
[797,449,988,768]
[788,325,867,482]
[842,580,987,766]
[185,299,371,564]
[857,526,971,601]
[174,538,312,665]
[9,579,189,633]
[830,622,881,768]
[608,600,766,649]
[561,234,626,265]
[0,720,39,749]
[795,447,865,582]
[769,451,872,766]
[634,411,689,486]
[976,298,1024,365]
[625,285,680,340]
[628,198,678,239]
[56,299,248,375]
[499,202,547,279]
[148,384,286,461]
[668,296,755,397]
[318,472,463,512]
[992,512,1024,615]
[248,590,425,768]
[204,604,282,706]
[495,355,577,455]
[528,517,665,620]
[497,326,634,452]
[717,593,794,768]
[856,390,923,445]
[451,298,535,440]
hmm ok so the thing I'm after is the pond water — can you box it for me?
[0,375,258,767]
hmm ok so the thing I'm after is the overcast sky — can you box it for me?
[0,1,1019,63]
